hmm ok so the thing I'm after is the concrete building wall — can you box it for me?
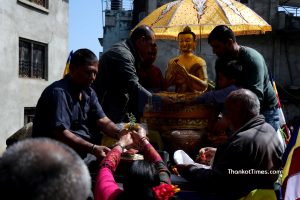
[102,10,132,52]
[0,0,68,153]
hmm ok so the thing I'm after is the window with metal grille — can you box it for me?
[19,38,47,79]
[27,0,48,8]
[24,107,36,125]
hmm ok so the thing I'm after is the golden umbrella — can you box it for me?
[133,0,272,39]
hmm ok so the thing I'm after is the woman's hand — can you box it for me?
[118,128,131,138]
[117,132,133,148]
[130,126,149,151]
[130,125,147,142]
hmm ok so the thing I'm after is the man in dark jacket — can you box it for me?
[177,89,284,199]
[93,25,162,123]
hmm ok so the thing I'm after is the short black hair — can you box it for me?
[218,60,242,80]
[70,48,98,71]
[130,25,154,43]
[208,25,236,44]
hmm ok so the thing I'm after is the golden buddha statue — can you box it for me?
[165,26,208,93]
[142,27,214,156]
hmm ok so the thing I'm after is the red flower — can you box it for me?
[153,184,180,200]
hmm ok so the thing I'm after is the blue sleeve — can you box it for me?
[194,91,218,104]
[194,85,238,104]
[51,89,72,130]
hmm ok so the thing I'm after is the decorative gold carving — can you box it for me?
[142,92,218,156]
[142,117,208,131]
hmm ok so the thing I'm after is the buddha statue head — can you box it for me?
[178,26,196,54]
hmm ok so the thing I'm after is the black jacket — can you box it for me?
[181,115,284,199]
[93,39,151,123]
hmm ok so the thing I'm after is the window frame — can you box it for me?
[19,38,48,80]
[18,0,49,13]
[24,107,36,125]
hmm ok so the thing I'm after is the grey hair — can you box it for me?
[226,89,260,119]
[0,138,91,200]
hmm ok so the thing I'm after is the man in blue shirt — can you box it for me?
[32,49,121,161]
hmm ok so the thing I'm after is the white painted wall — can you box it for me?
[0,0,69,154]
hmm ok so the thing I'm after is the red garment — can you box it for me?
[137,65,164,92]
[94,143,171,200]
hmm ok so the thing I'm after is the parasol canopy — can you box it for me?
[133,0,272,39]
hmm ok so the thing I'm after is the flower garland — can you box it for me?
[153,184,180,200]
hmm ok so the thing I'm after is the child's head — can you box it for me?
[122,160,179,200]
[122,160,160,200]
[217,60,241,88]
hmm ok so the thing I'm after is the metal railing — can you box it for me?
[278,6,300,17]
[104,0,133,11]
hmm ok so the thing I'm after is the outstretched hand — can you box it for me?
[93,145,111,160]
[130,125,147,143]
[117,132,134,148]
[152,94,174,111]
[197,147,216,165]
[129,125,151,151]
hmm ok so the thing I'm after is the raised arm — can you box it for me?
[131,126,171,184]
[94,132,133,200]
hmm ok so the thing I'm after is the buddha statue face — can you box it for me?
[178,33,196,53]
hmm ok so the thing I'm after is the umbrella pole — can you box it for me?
[196,37,202,56]
[198,27,202,54]
[198,38,202,54]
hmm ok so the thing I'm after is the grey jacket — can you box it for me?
[93,39,151,123]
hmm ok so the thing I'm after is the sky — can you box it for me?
[68,1,104,57]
